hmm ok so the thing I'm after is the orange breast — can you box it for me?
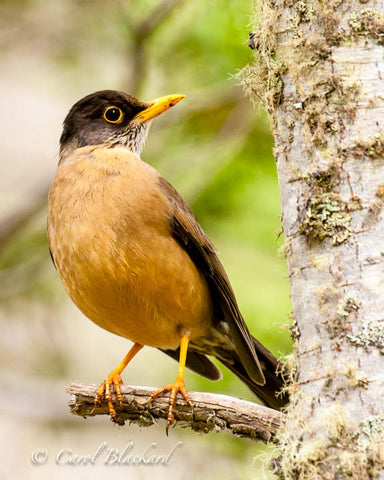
[47,146,213,349]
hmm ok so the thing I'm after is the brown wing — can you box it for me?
[159,177,265,386]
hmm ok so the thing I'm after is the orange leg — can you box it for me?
[148,335,192,433]
[95,342,143,419]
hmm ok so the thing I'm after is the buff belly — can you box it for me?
[47,148,213,349]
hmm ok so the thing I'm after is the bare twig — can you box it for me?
[118,0,185,39]
[117,0,186,94]
[68,382,284,441]
[135,0,186,39]
[0,176,50,249]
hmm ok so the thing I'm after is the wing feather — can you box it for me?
[159,177,265,385]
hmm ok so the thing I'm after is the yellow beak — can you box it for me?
[133,94,185,123]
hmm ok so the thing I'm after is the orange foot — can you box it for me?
[148,377,193,433]
[95,372,123,420]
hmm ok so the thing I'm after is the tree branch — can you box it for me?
[117,0,186,94]
[68,382,284,441]
[0,178,49,249]
[136,0,186,39]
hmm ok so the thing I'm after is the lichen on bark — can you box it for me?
[241,1,384,479]
[299,192,351,245]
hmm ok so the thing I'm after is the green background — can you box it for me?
[0,0,291,478]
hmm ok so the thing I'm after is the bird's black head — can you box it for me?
[59,90,185,158]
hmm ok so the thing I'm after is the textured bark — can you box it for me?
[67,382,284,441]
[244,1,384,479]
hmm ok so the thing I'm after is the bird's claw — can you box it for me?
[148,377,193,434]
[95,371,123,420]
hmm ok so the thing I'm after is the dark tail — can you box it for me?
[220,336,289,410]
[161,336,289,410]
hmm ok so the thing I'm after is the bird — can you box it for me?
[47,90,288,431]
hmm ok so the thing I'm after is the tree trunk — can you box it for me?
[243,1,384,478]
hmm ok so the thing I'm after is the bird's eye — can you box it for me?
[104,106,123,123]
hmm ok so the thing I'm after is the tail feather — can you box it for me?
[160,347,222,381]
[219,336,288,410]
[161,336,289,410]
